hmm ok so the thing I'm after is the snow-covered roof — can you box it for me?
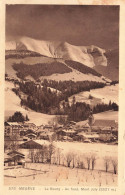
[101,127,111,131]
[24,122,36,126]
[39,131,54,136]
[7,150,25,156]
[26,133,37,137]
[93,120,117,127]
[33,139,50,146]
[6,122,21,126]
[63,130,76,133]
[63,136,73,140]
[77,132,99,138]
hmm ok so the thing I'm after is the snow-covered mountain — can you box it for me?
[6,37,107,68]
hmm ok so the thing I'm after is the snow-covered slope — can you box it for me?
[6,37,107,68]
[69,84,118,105]
[40,68,105,82]
[5,81,55,125]
[5,56,105,82]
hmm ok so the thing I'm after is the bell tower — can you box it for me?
[88,110,94,132]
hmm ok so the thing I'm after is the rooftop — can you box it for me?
[92,120,117,127]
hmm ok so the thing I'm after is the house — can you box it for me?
[25,129,36,135]
[92,120,117,128]
[39,131,56,141]
[19,139,50,149]
[7,150,25,156]
[4,122,12,137]
[92,120,117,134]
[4,122,23,137]
[22,122,37,131]
[62,129,76,137]
[20,130,26,137]
[43,125,53,131]
[26,133,37,140]
[63,136,73,141]
[69,121,76,126]
[4,151,25,166]
[76,132,99,142]
[4,153,12,166]
[56,130,65,140]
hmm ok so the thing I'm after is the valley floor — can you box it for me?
[4,163,117,186]
[4,142,118,186]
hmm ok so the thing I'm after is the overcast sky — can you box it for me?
[6,5,119,49]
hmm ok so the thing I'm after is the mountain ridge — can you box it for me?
[6,36,107,68]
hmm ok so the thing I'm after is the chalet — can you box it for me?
[56,130,65,140]
[4,122,12,137]
[92,120,117,134]
[25,129,36,135]
[76,132,99,142]
[4,151,25,166]
[39,131,56,141]
[7,150,25,157]
[22,122,37,131]
[69,121,76,126]
[62,129,76,137]
[63,136,73,141]
[4,153,11,166]
[43,125,53,130]
[19,139,50,149]
[26,133,37,140]
[73,134,85,142]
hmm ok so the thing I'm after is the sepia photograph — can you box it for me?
[4,4,119,187]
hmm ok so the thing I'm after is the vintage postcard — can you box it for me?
[0,0,125,195]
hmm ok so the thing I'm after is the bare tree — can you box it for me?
[79,161,85,169]
[61,153,65,166]
[56,148,62,165]
[91,154,97,170]
[47,143,55,164]
[111,158,118,174]
[28,149,35,163]
[39,148,46,163]
[103,156,110,172]
[34,150,40,163]
[76,155,81,168]
[65,152,73,167]
[70,151,76,168]
[86,155,91,170]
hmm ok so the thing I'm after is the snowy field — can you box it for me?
[18,142,118,173]
[93,111,118,121]
[40,69,105,82]
[53,142,117,172]
[69,84,118,105]
[5,81,56,125]
[77,110,118,126]
[6,55,105,82]
[4,163,117,186]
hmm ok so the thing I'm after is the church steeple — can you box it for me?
[88,109,94,131]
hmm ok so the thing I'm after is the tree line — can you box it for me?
[5,50,42,59]
[12,62,72,80]
[28,145,117,174]
[41,79,106,98]
[8,111,29,122]
[12,80,118,122]
[65,60,101,77]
